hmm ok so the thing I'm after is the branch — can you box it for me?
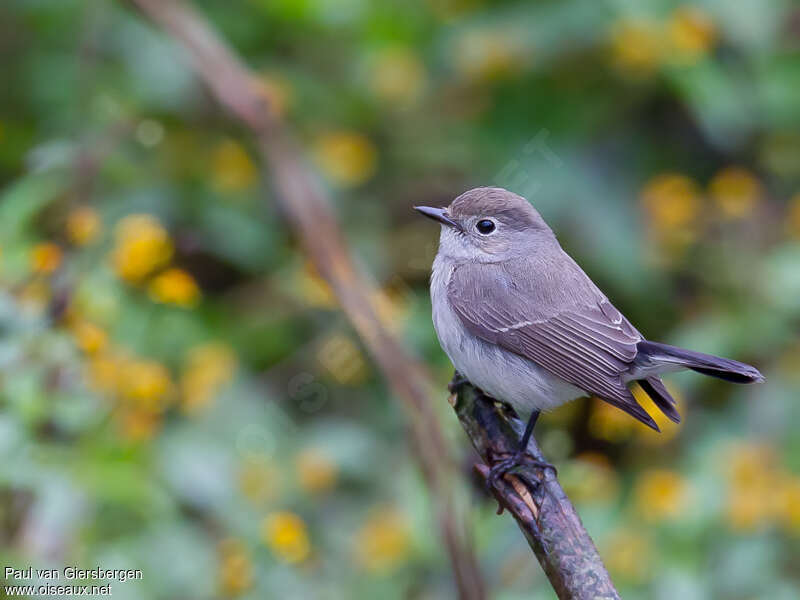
[450,379,620,600]
[126,1,485,598]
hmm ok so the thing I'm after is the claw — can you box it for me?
[486,452,557,492]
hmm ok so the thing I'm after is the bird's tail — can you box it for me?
[638,377,681,424]
[637,340,765,384]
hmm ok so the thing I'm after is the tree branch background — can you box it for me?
[0,1,799,599]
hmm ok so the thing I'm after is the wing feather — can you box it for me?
[448,261,659,430]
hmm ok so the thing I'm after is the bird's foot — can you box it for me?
[448,371,471,394]
[486,451,557,492]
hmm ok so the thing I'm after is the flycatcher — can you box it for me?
[416,187,763,484]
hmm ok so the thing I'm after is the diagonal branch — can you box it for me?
[125,1,485,598]
[451,379,620,600]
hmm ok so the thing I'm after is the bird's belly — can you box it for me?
[432,290,582,417]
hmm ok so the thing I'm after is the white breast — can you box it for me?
[431,253,583,418]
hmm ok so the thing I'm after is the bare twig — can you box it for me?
[451,380,620,600]
[125,1,485,598]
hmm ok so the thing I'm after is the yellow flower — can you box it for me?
[609,19,663,78]
[561,452,619,505]
[86,351,127,395]
[239,457,281,505]
[316,333,368,385]
[354,506,411,573]
[180,342,237,414]
[217,539,253,597]
[294,260,337,308]
[453,29,525,82]
[634,469,689,521]
[603,528,653,582]
[148,268,201,308]
[71,321,108,355]
[709,166,762,218]
[642,173,701,229]
[66,206,101,246]
[726,441,776,488]
[369,46,426,106]
[313,131,377,187]
[787,193,800,239]
[726,489,768,531]
[667,6,716,62]
[723,441,778,531]
[211,139,258,193]
[776,475,800,533]
[588,398,637,443]
[296,448,338,494]
[119,359,173,413]
[111,214,173,283]
[116,407,161,442]
[641,173,702,260]
[261,511,311,564]
[31,242,63,273]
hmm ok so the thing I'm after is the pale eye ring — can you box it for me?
[476,219,495,235]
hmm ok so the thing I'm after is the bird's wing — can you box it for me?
[447,258,658,429]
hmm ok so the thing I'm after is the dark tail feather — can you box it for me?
[637,340,765,384]
[639,377,681,424]
[600,391,660,432]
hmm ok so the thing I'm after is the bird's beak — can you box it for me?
[413,206,460,230]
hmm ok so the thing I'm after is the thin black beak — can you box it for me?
[413,206,460,230]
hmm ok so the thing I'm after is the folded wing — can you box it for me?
[448,260,661,430]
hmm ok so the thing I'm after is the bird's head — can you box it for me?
[415,187,555,262]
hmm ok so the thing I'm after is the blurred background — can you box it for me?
[1,0,799,598]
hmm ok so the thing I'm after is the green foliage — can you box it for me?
[1,0,799,598]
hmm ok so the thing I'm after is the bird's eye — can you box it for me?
[476,219,495,234]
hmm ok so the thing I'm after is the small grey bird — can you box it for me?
[416,187,764,484]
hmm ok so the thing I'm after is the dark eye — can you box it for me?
[476,219,495,234]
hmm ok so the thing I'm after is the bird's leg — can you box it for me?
[448,371,470,394]
[487,411,557,491]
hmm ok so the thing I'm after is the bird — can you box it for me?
[415,186,764,486]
